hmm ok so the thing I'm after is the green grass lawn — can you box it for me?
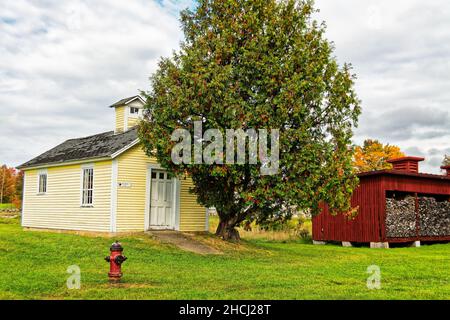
[0,217,449,300]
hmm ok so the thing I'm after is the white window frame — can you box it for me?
[37,169,48,195]
[80,165,94,207]
[129,106,140,117]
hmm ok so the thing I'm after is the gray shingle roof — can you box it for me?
[109,95,143,108]
[18,128,138,169]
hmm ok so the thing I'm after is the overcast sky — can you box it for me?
[1,0,449,173]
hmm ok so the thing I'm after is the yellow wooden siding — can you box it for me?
[21,145,206,233]
[22,161,112,232]
[116,145,206,232]
[127,117,139,129]
[179,178,207,232]
[115,106,125,133]
[116,145,157,232]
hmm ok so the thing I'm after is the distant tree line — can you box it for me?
[0,165,23,208]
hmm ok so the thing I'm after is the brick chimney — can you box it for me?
[441,165,450,177]
[387,156,425,173]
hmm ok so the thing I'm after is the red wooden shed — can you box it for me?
[312,157,450,248]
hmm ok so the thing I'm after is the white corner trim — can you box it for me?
[144,167,151,231]
[21,172,26,227]
[124,106,129,132]
[111,139,140,159]
[205,208,209,232]
[172,177,177,230]
[110,159,118,232]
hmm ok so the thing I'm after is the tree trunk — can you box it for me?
[215,218,241,241]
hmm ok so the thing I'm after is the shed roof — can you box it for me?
[109,95,145,108]
[17,128,138,170]
[358,169,450,181]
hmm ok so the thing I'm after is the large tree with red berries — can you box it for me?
[139,0,361,240]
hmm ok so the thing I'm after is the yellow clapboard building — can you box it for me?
[18,96,208,233]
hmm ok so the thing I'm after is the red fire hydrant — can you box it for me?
[104,241,127,282]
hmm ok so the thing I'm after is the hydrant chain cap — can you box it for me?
[110,241,123,252]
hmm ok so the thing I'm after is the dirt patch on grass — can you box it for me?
[149,231,272,256]
[189,232,266,254]
[147,231,222,255]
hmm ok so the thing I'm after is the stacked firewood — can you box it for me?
[385,196,417,238]
[419,197,450,237]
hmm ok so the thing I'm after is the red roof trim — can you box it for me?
[358,169,450,180]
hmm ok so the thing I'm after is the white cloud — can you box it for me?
[315,0,450,173]
[0,0,191,167]
[1,0,449,175]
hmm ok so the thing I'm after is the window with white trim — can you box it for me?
[81,167,94,206]
[38,172,47,194]
[129,107,140,115]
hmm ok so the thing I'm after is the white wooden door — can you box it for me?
[150,170,173,229]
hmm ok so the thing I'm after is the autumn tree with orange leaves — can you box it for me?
[0,165,23,207]
[443,155,450,167]
[353,139,405,173]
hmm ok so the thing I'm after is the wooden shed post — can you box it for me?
[370,242,389,249]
